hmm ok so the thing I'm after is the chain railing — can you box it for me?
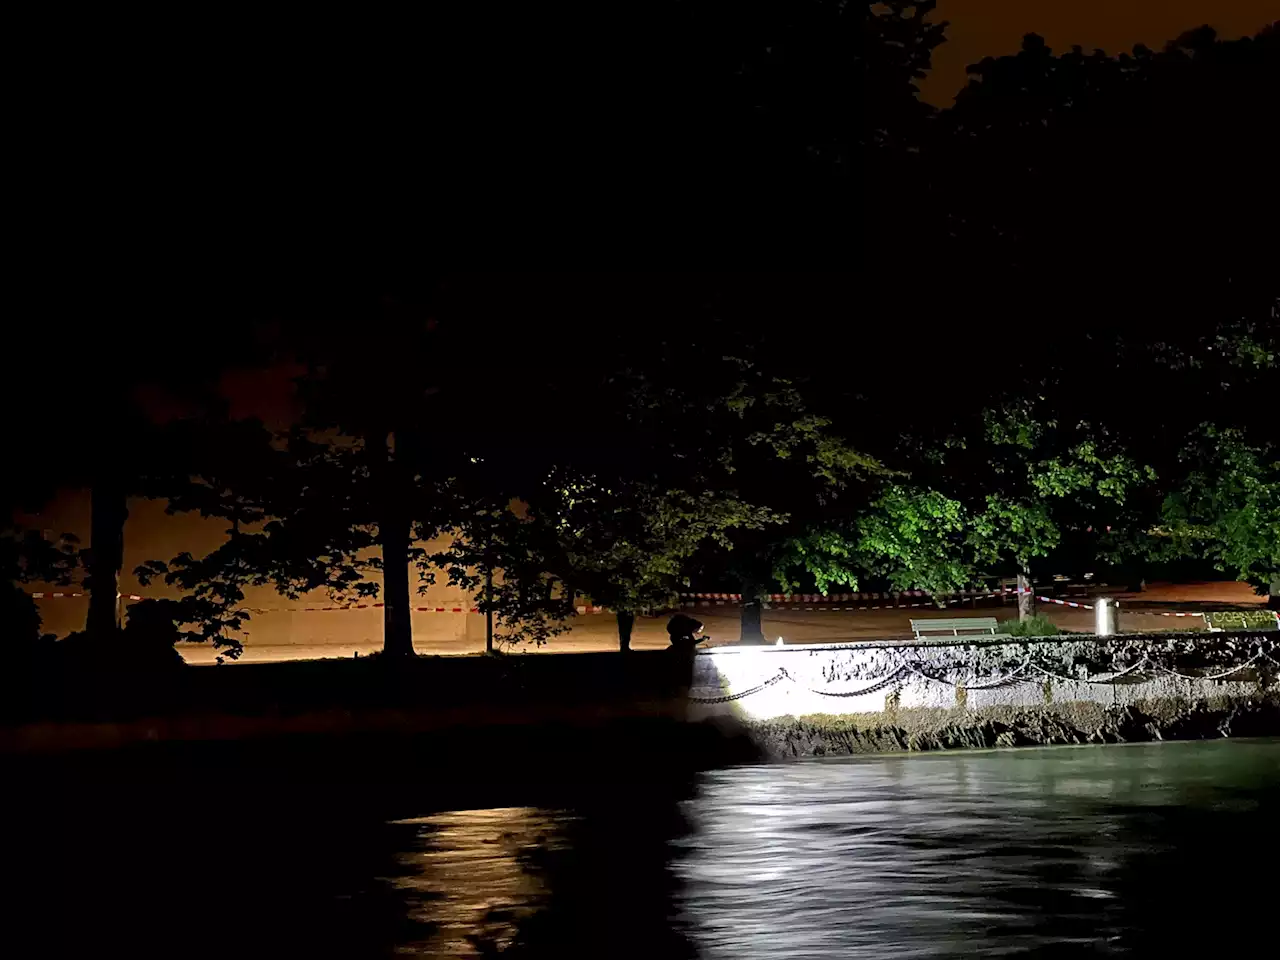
[689,670,791,704]
[689,639,1280,704]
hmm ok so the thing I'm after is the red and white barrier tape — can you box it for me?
[244,602,609,615]
[33,591,508,616]
[681,587,1033,610]
[679,591,1249,623]
[681,587,1039,604]
[683,589,985,603]
[249,603,610,615]
[245,603,483,614]
[682,600,937,612]
[942,589,1033,605]
[42,589,1261,624]
[1036,596,1215,619]
[1037,595,1095,611]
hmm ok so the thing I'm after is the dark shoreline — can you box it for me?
[3,651,758,809]
[9,650,1280,793]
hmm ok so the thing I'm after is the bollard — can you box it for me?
[1095,597,1119,636]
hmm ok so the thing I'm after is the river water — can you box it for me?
[7,739,1279,957]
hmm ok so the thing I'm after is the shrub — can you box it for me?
[997,615,1061,637]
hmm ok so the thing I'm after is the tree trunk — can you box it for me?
[1269,576,1280,612]
[739,591,766,644]
[1016,563,1035,622]
[616,610,635,652]
[484,564,495,654]
[379,468,415,657]
[1123,562,1146,594]
[86,477,128,636]
[378,428,417,658]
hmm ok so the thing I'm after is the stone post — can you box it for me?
[1094,597,1119,636]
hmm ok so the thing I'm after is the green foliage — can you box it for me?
[770,527,861,595]
[983,405,1043,450]
[1156,425,1280,591]
[1028,440,1154,502]
[429,458,575,649]
[1212,323,1278,369]
[966,494,1059,569]
[853,486,970,595]
[538,468,779,615]
[697,362,890,602]
[734,377,886,488]
[912,23,1278,594]
[854,401,1160,594]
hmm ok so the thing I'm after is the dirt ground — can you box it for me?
[168,581,1268,664]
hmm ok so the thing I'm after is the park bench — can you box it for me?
[910,616,1000,640]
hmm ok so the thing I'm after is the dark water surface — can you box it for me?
[6,739,1279,957]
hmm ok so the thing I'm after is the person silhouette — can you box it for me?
[665,614,706,654]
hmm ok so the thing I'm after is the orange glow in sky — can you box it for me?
[924,0,1277,104]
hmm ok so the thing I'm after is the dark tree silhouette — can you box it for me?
[134,417,289,659]
[231,292,446,658]
[1,528,78,650]
[4,289,271,644]
[443,274,887,646]
[846,23,1280,598]
[428,456,576,652]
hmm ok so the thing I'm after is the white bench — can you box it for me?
[910,617,1000,640]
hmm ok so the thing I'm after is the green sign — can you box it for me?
[1205,610,1280,632]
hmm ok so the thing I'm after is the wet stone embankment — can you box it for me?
[744,694,1280,758]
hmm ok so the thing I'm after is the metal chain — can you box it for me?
[959,660,1036,690]
[902,661,970,688]
[1148,652,1264,683]
[900,659,1033,690]
[1028,657,1151,686]
[795,666,909,698]
[689,669,789,704]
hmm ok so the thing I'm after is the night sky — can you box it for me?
[925,0,1277,103]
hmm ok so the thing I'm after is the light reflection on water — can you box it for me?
[673,741,1280,958]
[6,740,1280,957]
[390,808,566,956]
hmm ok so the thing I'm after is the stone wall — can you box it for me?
[690,632,1280,756]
